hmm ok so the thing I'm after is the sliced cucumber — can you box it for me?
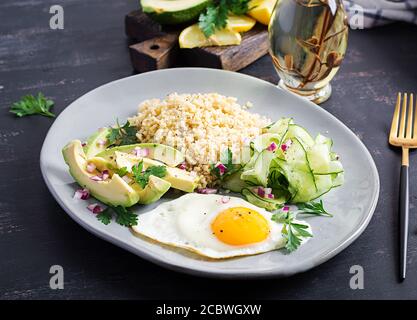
[307,143,331,174]
[242,188,286,212]
[251,133,281,153]
[286,124,315,148]
[241,149,275,187]
[221,170,248,193]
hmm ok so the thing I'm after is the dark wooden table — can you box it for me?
[1,0,417,300]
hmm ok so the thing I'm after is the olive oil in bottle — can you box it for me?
[269,0,348,103]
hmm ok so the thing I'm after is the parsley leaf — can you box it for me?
[96,208,113,225]
[115,167,128,177]
[107,120,138,146]
[96,206,138,227]
[296,200,332,217]
[271,211,313,252]
[132,161,167,188]
[198,0,251,37]
[113,206,138,227]
[10,93,55,118]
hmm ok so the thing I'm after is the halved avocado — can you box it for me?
[111,151,198,193]
[62,140,139,207]
[97,143,185,167]
[141,0,209,25]
[83,128,111,159]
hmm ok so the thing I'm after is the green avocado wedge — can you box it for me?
[62,140,140,207]
[83,128,111,159]
[131,176,171,205]
[97,143,185,167]
[141,0,209,25]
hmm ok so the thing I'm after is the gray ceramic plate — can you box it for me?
[40,68,379,279]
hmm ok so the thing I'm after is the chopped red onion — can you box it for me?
[86,163,96,173]
[281,139,293,152]
[256,187,266,198]
[221,196,231,204]
[264,188,272,195]
[178,162,187,170]
[81,142,87,147]
[133,147,150,157]
[266,142,277,152]
[197,188,218,194]
[267,193,275,199]
[282,206,290,211]
[90,175,102,181]
[215,162,227,175]
[74,188,90,200]
[87,203,103,214]
[101,170,110,180]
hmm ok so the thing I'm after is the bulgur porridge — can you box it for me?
[128,93,270,187]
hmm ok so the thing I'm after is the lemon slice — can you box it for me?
[179,24,242,49]
[227,15,256,33]
[248,0,277,25]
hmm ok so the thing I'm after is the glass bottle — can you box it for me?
[269,0,348,104]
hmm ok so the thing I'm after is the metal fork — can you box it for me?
[389,93,417,280]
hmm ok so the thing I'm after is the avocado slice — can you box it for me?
[62,140,139,207]
[97,143,185,167]
[141,0,209,25]
[131,176,171,205]
[83,128,111,159]
[112,151,198,193]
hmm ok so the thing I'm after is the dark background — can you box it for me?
[1,0,417,299]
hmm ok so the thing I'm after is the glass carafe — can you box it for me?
[269,0,348,103]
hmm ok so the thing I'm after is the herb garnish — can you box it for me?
[96,205,138,227]
[296,200,332,217]
[115,166,128,177]
[132,161,167,188]
[271,210,313,252]
[210,148,241,180]
[271,200,332,252]
[107,120,138,146]
[10,93,55,118]
[199,0,251,37]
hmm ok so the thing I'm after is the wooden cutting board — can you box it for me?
[125,10,269,73]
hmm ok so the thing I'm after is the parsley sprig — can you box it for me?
[107,120,138,147]
[97,206,138,227]
[296,200,332,217]
[271,200,332,252]
[115,166,128,177]
[199,0,251,37]
[132,161,167,188]
[272,211,313,252]
[10,93,55,118]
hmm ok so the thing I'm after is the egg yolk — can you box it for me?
[211,207,270,246]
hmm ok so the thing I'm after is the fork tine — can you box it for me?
[391,93,402,138]
[414,94,417,140]
[399,93,407,138]
[406,94,414,139]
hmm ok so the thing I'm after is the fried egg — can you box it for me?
[132,193,311,259]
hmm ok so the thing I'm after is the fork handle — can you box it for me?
[399,165,409,280]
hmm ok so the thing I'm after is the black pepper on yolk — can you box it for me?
[211,207,270,246]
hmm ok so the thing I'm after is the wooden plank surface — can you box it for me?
[1,0,417,300]
[126,10,268,72]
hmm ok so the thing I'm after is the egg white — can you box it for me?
[132,193,312,259]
